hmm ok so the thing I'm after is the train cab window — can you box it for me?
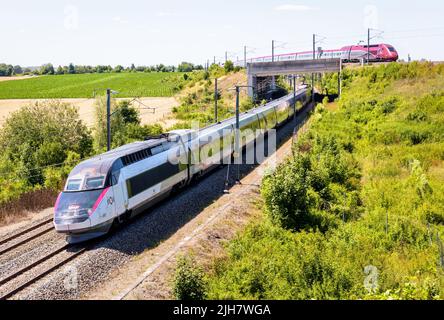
[84,176,106,190]
[66,179,82,191]
[162,141,175,151]
[151,145,164,156]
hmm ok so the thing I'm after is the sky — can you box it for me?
[1,0,444,67]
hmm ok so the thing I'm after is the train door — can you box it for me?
[188,134,201,177]
[110,159,127,220]
[177,136,191,185]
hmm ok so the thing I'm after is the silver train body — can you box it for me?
[53,89,308,243]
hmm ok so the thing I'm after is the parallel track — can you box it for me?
[0,218,54,250]
[0,217,87,300]
[0,243,87,300]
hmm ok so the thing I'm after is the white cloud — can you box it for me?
[274,4,317,12]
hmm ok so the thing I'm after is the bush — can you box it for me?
[173,256,207,301]
[0,100,93,186]
[262,135,361,232]
[224,61,234,74]
[261,155,311,230]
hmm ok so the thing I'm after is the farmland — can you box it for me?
[0,72,187,99]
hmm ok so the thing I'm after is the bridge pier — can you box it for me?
[247,64,256,98]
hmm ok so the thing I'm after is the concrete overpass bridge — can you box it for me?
[247,58,343,100]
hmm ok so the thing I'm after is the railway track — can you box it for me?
[0,242,86,300]
[0,217,54,252]
[0,217,88,300]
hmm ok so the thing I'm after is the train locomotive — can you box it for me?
[54,89,309,243]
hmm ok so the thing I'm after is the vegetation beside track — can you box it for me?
[174,62,444,300]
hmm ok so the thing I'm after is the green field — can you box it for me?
[0,73,186,99]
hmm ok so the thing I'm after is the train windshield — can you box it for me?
[65,176,106,192]
[54,188,107,224]
[388,46,396,52]
[66,179,82,191]
[56,190,104,212]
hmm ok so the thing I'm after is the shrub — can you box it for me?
[173,256,207,301]
[0,100,93,186]
[224,61,234,74]
[261,155,311,230]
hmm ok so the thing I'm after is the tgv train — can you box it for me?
[234,43,398,66]
[54,89,309,243]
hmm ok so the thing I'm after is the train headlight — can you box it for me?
[55,208,90,225]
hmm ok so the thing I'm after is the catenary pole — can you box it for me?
[106,89,111,151]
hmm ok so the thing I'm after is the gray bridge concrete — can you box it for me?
[247,58,342,99]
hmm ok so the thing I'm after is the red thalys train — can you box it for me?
[234,43,399,66]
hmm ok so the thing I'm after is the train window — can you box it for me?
[151,145,164,155]
[66,179,82,191]
[84,176,106,190]
[126,162,181,198]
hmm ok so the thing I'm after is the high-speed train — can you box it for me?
[54,89,309,243]
[234,43,399,66]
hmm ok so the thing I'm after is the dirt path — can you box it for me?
[0,76,39,83]
[83,104,313,300]
[0,97,179,128]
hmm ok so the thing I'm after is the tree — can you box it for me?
[224,60,234,73]
[114,65,124,73]
[178,62,194,72]
[156,64,166,72]
[0,100,93,185]
[39,63,55,75]
[56,66,64,75]
[94,99,164,150]
[68,63,76,74]
[13,65,23,75]
[0,64,14,76]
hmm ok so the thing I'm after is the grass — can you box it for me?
[0,72,186,99]
[200,62,444,300]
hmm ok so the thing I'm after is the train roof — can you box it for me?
[70,139,167,178]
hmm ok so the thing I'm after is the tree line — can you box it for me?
[0,61,206,76]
